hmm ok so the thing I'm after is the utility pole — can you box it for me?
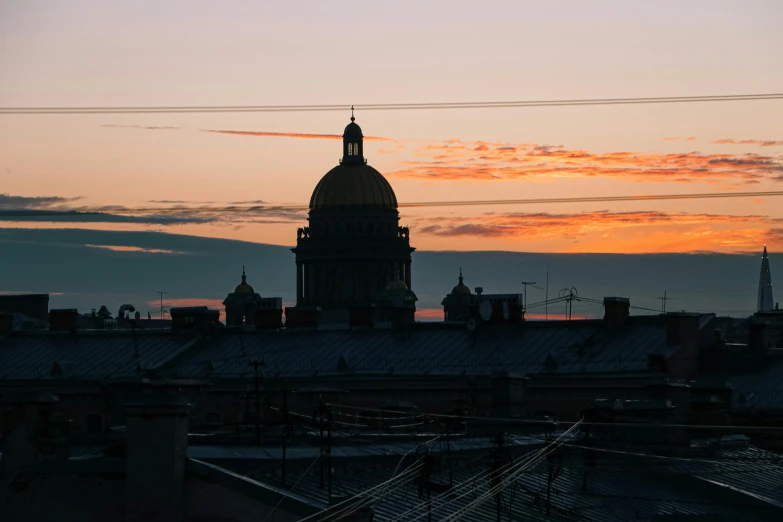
[491,430,505,522]
[282,381,289,487]
[319,397,325,490]
[249,359,265,447]
[521,281,537,310]
[327,404,332,499]
[658,290,673,313]
[545,263,550,320]
[546,451,562,516]
[418,448,433,522]
[157,291,167,320]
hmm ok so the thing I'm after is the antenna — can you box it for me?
[558,287,579,321]
[521,281,537,310]
[157,291,167,320]
[658,290,673,313]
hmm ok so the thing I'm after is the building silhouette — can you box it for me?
[291,113,414,314]
[223,266,261,326]
[758,245,774,312]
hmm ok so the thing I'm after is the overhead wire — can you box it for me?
[329,404,783,432]
[438,420,584,521]
[2,93,781,115]
[386,431,562,522]
[260,454,321,522]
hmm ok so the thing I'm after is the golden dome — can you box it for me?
[233,267,255,294]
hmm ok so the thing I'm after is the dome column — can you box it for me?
[296,262,303,304]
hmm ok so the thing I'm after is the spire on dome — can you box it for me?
[242,265,246,283]
[459,267,463,285]
[764,245,768,258]
[351,105,355,122]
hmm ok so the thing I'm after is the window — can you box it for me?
[354,143,359,155]
[348,143,354,155]
[357,221,364,234]
[207,412,224,427]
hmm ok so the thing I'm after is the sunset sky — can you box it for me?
[2,0,783,254]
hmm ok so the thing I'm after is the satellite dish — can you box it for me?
[502,301,509,321]
[479,301,493,322]
[466,317,478,332]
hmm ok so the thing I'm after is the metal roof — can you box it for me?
[171,318,680,379]
[0,331,199,380]
[235,438,783,522]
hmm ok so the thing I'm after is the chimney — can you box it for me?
[169,306,220,332]
[284,306,321,329]
[0,393,59,485]
[125,397,190,522]
[475,287,484,296]
[603,297,630,331]
[749,322,769,353]
[254,297,283,330]
[49,309,78,332]
[665,312,700,345]
[0,313,13,333]
[349,305,374,328]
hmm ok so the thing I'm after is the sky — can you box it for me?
[1,0,783,255]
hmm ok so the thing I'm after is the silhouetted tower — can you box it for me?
[758,245,774,312]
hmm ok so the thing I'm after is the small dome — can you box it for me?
[233,267,255,294]
[451,269,472,296]
[386,278,409,291]
[310,163,398,210]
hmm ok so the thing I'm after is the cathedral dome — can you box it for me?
[309,163,397,210]
[233,267,255,294]
[451,269,472,296]
[309,111,398,211]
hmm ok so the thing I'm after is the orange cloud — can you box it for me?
[416,210,783,253]
[387,139,783,184]
[202,129,391,141]
[85,244,187,255]
[662,137,680,141]
[146,298,226,319]
[712,138,783,147]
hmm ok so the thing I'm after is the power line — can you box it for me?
[2,93,781,115]
[2,190,783,218]
[329,404,783,432]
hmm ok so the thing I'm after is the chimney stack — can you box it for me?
[0,313,13,333]
[603,297,630,331]
[254,298,284,330]
[49,309,78,332]
[284,306,321,329]
[169,307,220,332]
[125,398,190,522]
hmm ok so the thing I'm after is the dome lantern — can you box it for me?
[342,106,364,165]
